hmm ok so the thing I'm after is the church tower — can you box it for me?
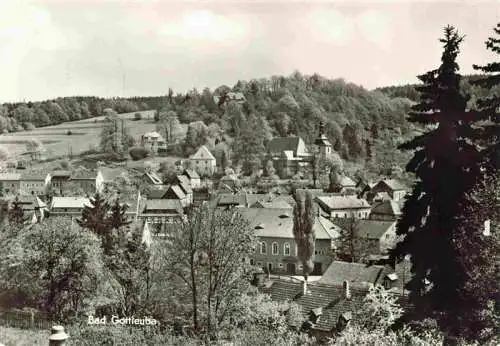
[314,121,333,158]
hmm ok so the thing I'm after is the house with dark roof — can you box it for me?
[318,261,390,287]
[182,169,201,189]
[370,179,407,201]
[18,172,50,196]
[260,278,369,339]
[139,199,185,225]
[238,208,340,275]
[370,200,402,221]
[175,175,193,205]
[316,196,371,219]
[266,137,311,178]
[0,173,22,195]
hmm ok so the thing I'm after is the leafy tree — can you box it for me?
[159,161,178,184]
[0,217,103,320]
[233,114,269,176]
[99,110,131,156]
[108,199,132,231]
[292,192,316,292]
[184,121,209,156]
[391,26,489,342]
[156,110,181,144]
[25,138,44,161]
[335,215,369,263]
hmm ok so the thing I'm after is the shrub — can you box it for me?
[2,129,8,134]
[67,130,72,135]
[134,112,142,121]
[23,122,35,131]
[129,147,149,161]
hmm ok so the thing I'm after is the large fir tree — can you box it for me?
[76,193,112,253]
[391,26,487,341]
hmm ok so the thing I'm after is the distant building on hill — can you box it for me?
[188,145,216,177]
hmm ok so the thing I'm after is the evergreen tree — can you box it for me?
[8,196,27,225]
[292,192,316,293]
[76,193,112,253]
[391,26,487,342]
[471,22,500,175]
[109,199,132,231]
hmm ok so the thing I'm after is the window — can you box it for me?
[250,259,255,265]
[260,242,267,254]
[257,261,262,267]
[272,242,279,255]
[267,263,273,271]
[284,242,290,256]
[278,263,284,268]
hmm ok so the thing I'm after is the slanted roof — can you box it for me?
[148,187,168,199]
[20,171,47,181]
[373,192,392,201]
[238,208,338,240]
[251,199,293,210]
[356,220,396,240]
[316,196,370,211]
[314,134,332,147]
[183,169,200,180]
[144,199,183,213]
[260,279,368,332]
[51,197,92,209]
[371,200,402,217]
[70,171,98,180]
[319,261,388,286]
[189,145,216,161]
[143,131,162,139]
[267,137,305,156]
[168,185,186,200]
[381,179,406,191]
[176,175,193,194]
[0,173,21,181]
[339,176,356,188]
[217,193,246,206]
[217,183,234,194]
[51,170,72,178]
[144,172,163,185]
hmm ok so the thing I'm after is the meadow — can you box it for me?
[0,110,186,160]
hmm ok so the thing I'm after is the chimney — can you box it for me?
[303,279,308,295]
[343,280,351,300]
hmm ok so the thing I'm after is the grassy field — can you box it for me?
[0,326,48,346]
[0,110,187,160]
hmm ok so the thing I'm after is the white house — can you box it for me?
[188,145,216,177]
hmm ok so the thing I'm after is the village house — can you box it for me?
[266,137,310,178]
[141,131,167,154]
[0,173,21,195]
[19,172,51,196]
[215,192,272,209]
[239,208,340,275]
[356,220,398,256]
[188,145,216,177]
[218,174,240,192]
[69,170,104,195]
[259,278,368,341]
[49,170,72,194]
[369,179,407,202]
[318,261,391,287]
[139,199,185,226]
[316,195,371,219]
[337,176,357,195]
[174,175,193,205]
[182,169,201,189]
[369,200,402,221]
[49,196,92,217]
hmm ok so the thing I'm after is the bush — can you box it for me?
[67,130,72,135]
[129,147,149,161]
[134,112,142,121]
[23,123,36,131]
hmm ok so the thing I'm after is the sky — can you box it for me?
[0,0,498,102]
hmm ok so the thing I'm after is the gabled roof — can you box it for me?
[142,131,162,139]
[189,145,216,161]
[371,200,402,217]
[217,183,234,194]
[51,197,92,209]
[20,172,48,181]
[144,172,163,185]
[316,196,370,211]
[0,173,21,181]
[144,199,183,213]
[167,185,186,200]
[237,208,338,240]
[339,176,356,187]
[356,220,396,240]
[260,279,368,332]
[148,187,168,199]
[380,179,406,191]
[251,199,293,210]
[183,169,200,180]
[267,137,305,156]
[314,134,332,147]
[319,261,389,286]
[71,171,98,180]
[176,175,193,194]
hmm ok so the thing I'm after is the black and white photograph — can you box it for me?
[0,0,498,345]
